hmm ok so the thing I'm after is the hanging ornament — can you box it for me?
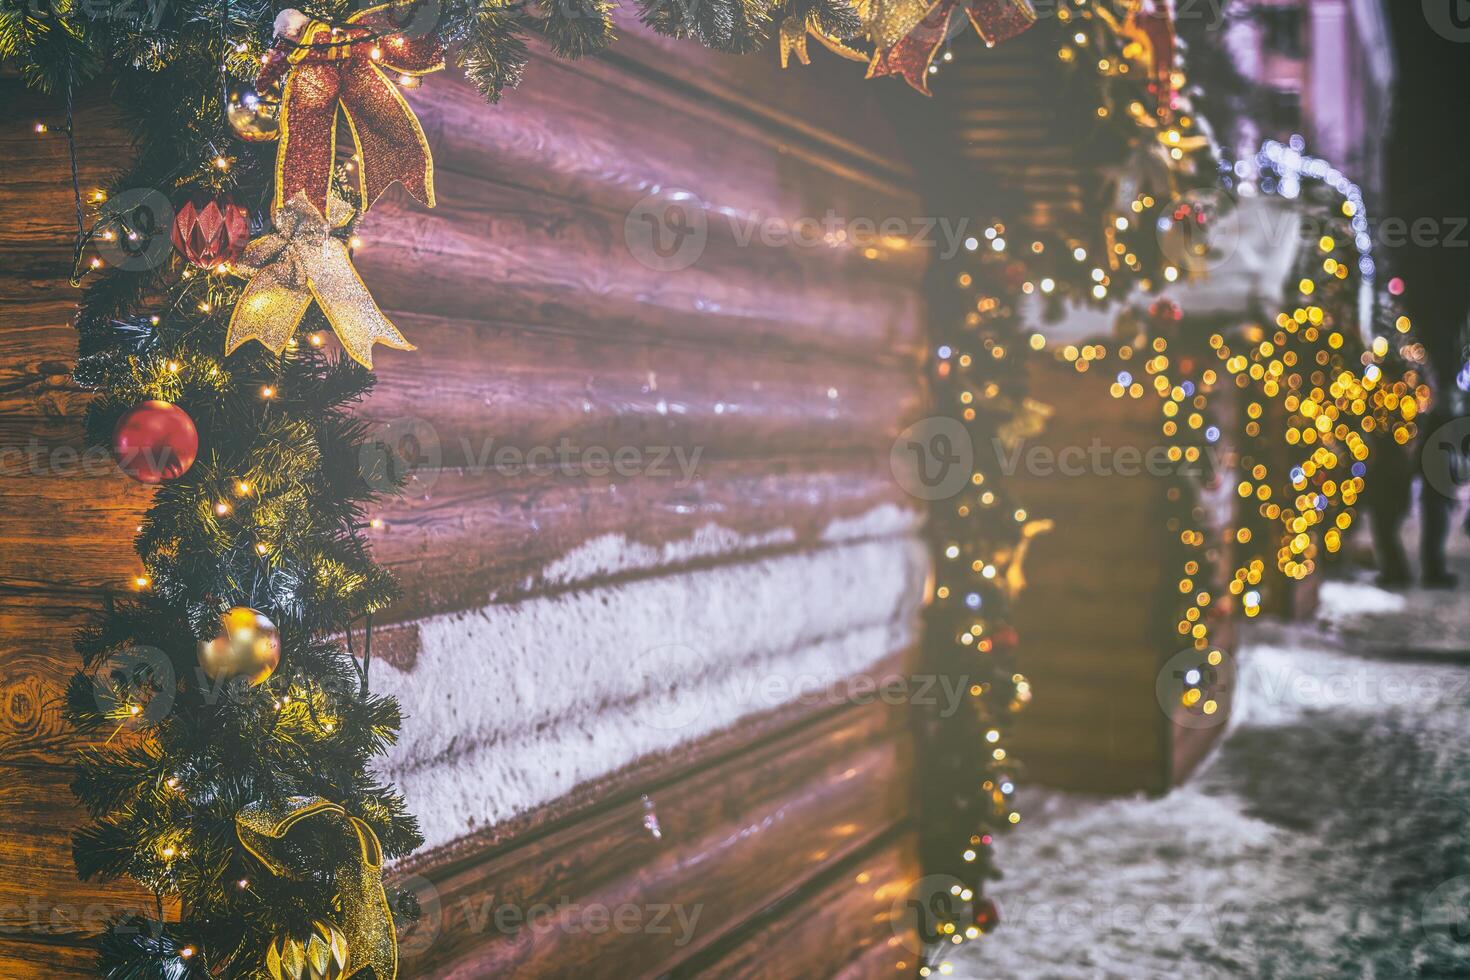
[113,399,199,484]
[988,517,1053,600]
[228,192,413,369]
[1149,297,1184,324]
[198,607,282,686]
[171,192,250,267]
[259,4,445,219]
[1124,0,1177,119]
[237,798,398,980]
[866,0,1036,94]
[226,84,282,143]
[777,15,868,68]
[972,895,1000,933]
[267,920,351,980]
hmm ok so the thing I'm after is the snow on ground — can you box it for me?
[1316,580,1408,622]
[947,520,1470,979]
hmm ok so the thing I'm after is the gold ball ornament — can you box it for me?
[266,920,350,980]
[198,607,281,686]
[227,85,282,143]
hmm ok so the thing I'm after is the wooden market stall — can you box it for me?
[0,22,946,976]
[934,28,1243,795]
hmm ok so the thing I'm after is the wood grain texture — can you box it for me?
[0,593,111,768]
[368,454,917,622]
[357,180,925,365]
[0,938,96,979]
[681,833,921,979]
[359,311,924,467]
[0,766,164,942]
[1011,357,1234,794]
[392,698,911,979]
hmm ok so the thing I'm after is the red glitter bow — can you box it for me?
[869,0,1036,95]
[261,3,444,218]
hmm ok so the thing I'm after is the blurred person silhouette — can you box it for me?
[1378,0,1470,587]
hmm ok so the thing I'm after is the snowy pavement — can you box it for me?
[946,526,1470,979]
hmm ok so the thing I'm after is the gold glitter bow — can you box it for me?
[777,15,867,68]
[236,796,397,980]
[228,192,413,369]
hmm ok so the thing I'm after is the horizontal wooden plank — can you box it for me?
[393,697,909,978]
[685,834,920,978]
[370,453,917,623]
[0,937,96,978]
[360,312,924,468]
[0,765,162,943]
[0,85,131,254]
[599,12,923,188]
[418,60,925,257]
[0,468,916,767]
[392,645,912,870]
[0,593,109,768]
[0,299,921,472]
[357,176,925,363]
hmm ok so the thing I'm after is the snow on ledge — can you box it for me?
[374,512,929,853]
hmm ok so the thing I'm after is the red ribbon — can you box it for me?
[263,4,444,218]
[869,0,1036,95]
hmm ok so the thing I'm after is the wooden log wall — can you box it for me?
[0,18,947,976]
[1008,355,1237,794]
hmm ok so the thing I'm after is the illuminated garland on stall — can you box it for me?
[912,2,1217,973]
[914,126,1426,976]
[1040,140,1425,727]
[1155,142,1427,721]
[912,226,1043,978]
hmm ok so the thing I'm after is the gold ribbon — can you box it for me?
[778,15,868,68]
[228,192,413,369]
[236,796,397,980]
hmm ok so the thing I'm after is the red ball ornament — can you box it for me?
[1149,298,1183,323]
[171,193,250,267]
[113,400,199,484]
[972,896,1000,934]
